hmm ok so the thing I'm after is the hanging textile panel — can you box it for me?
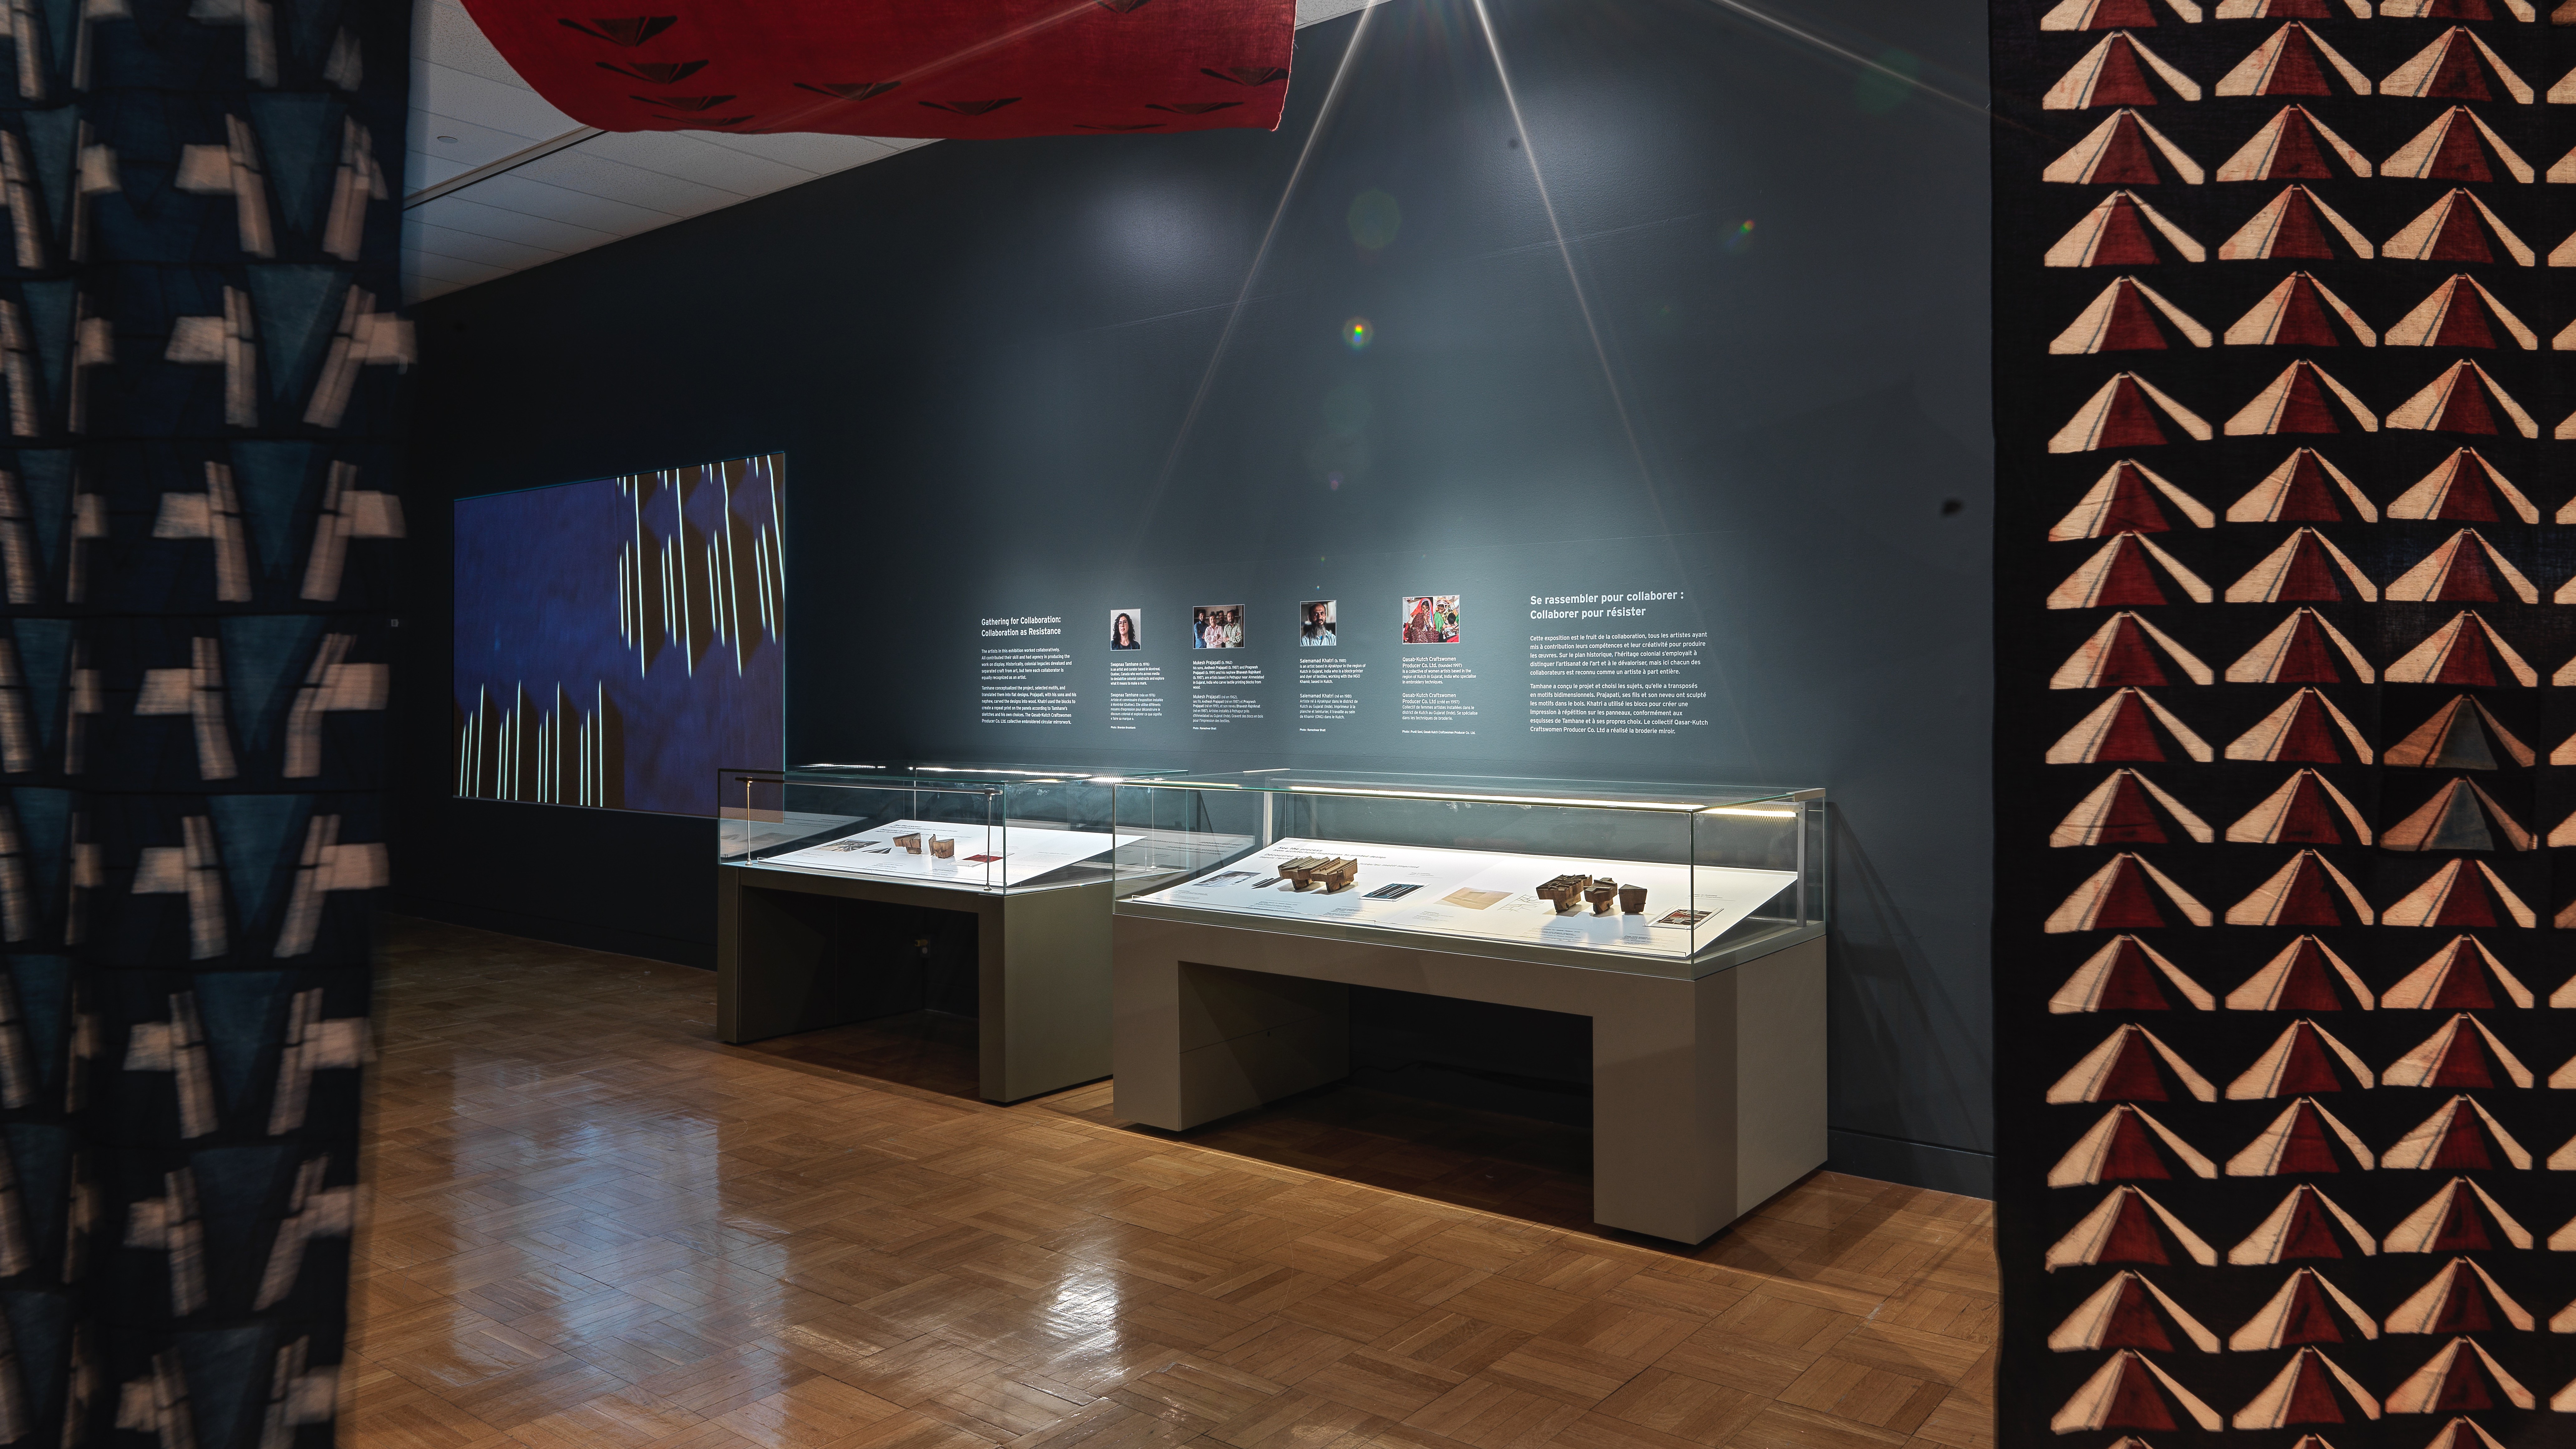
[1996,5,2576,1449]
[461,0,1298,139]
[0,0,411,1442]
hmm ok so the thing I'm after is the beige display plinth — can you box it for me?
[719,863,1111,1104]
[1111,912,1826,1244]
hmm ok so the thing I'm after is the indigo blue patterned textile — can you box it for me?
[0,1,408,1442]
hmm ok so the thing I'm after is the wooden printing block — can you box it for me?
[1278,856,1327,890]
[1619,884,1648,914]
[1536,874,1591,913]
[893,833,922,853]
[1586,880,1619,915]
[930,837,956,858]
[1316,858,1359,893]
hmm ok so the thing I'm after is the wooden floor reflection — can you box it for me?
[353,917,1996,1449]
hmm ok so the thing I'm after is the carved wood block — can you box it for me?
[1536,874,1593,913]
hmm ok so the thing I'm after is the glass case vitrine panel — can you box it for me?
[1109,771,1823,975]
[719,763,1166,894]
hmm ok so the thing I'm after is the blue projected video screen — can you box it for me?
[453,453,784,816]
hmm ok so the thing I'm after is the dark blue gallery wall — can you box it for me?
[394,0,1996,1192]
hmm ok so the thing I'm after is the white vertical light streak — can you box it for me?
[1464,0,1653,497]
[722,469,744,674]
[1121,4,1382,561]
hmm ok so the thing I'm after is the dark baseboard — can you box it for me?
[383,894,716,970]
[1828,1127,1993,1199]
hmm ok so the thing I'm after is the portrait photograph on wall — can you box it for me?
[1193,604,1244,648]
[453,452,786,814]
[1401,594,1461,643]
[1109,608,1143,650]
[1300,599,1338,646]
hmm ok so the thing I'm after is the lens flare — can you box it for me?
[1343,317,1373,350]
[1347,189,1400,250]
[1855,47,1921,115]
[1322,381,1372,436]
[1723,219,1755,255]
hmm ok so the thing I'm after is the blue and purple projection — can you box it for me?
[454,453,784,815]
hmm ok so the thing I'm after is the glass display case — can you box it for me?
[1109,771,1824,976]
[720,762,1169,894]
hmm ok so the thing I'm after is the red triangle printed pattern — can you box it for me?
[2007,6,2564,1446]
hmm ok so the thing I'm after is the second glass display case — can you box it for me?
[1108,771,1824,976]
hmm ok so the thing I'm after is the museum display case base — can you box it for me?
[1111,913,1826,1244]
[718,864,1111,1103]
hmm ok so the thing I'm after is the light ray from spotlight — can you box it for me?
[1122,2,1385,563]
[1465,0,1656,500]
[1696,0,1999,126]
[1468,0,1774,770]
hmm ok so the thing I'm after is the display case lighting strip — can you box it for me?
[1286,784,1706,812]
[1701,807,1797,818]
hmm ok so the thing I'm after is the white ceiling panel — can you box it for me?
[411,192,621,253]
[403,107,563,169]
[402,0,1378,302]
[399,0,923,302]
[506,149,747,220]
[438,172,696,236]
[577,131,839,196]
[403,216,568,272]
[414,62,579,145]
[403,249,512,288]
[416,0,514,79]
[692,131,925,174]
[404,147,476,194]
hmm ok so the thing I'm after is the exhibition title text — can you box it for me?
[981,615,1064,637]
[1528,590,1680,620]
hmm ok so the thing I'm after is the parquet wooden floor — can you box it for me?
[351,917,1997,1449]
[745,1019,1597,1228]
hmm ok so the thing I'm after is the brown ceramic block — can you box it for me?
[1619,885,1648,914]
[930,837,956,858]
[894,834,922,853]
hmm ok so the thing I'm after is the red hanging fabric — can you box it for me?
[460,0,1297,140]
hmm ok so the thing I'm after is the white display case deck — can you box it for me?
[1108,770,1825,978]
